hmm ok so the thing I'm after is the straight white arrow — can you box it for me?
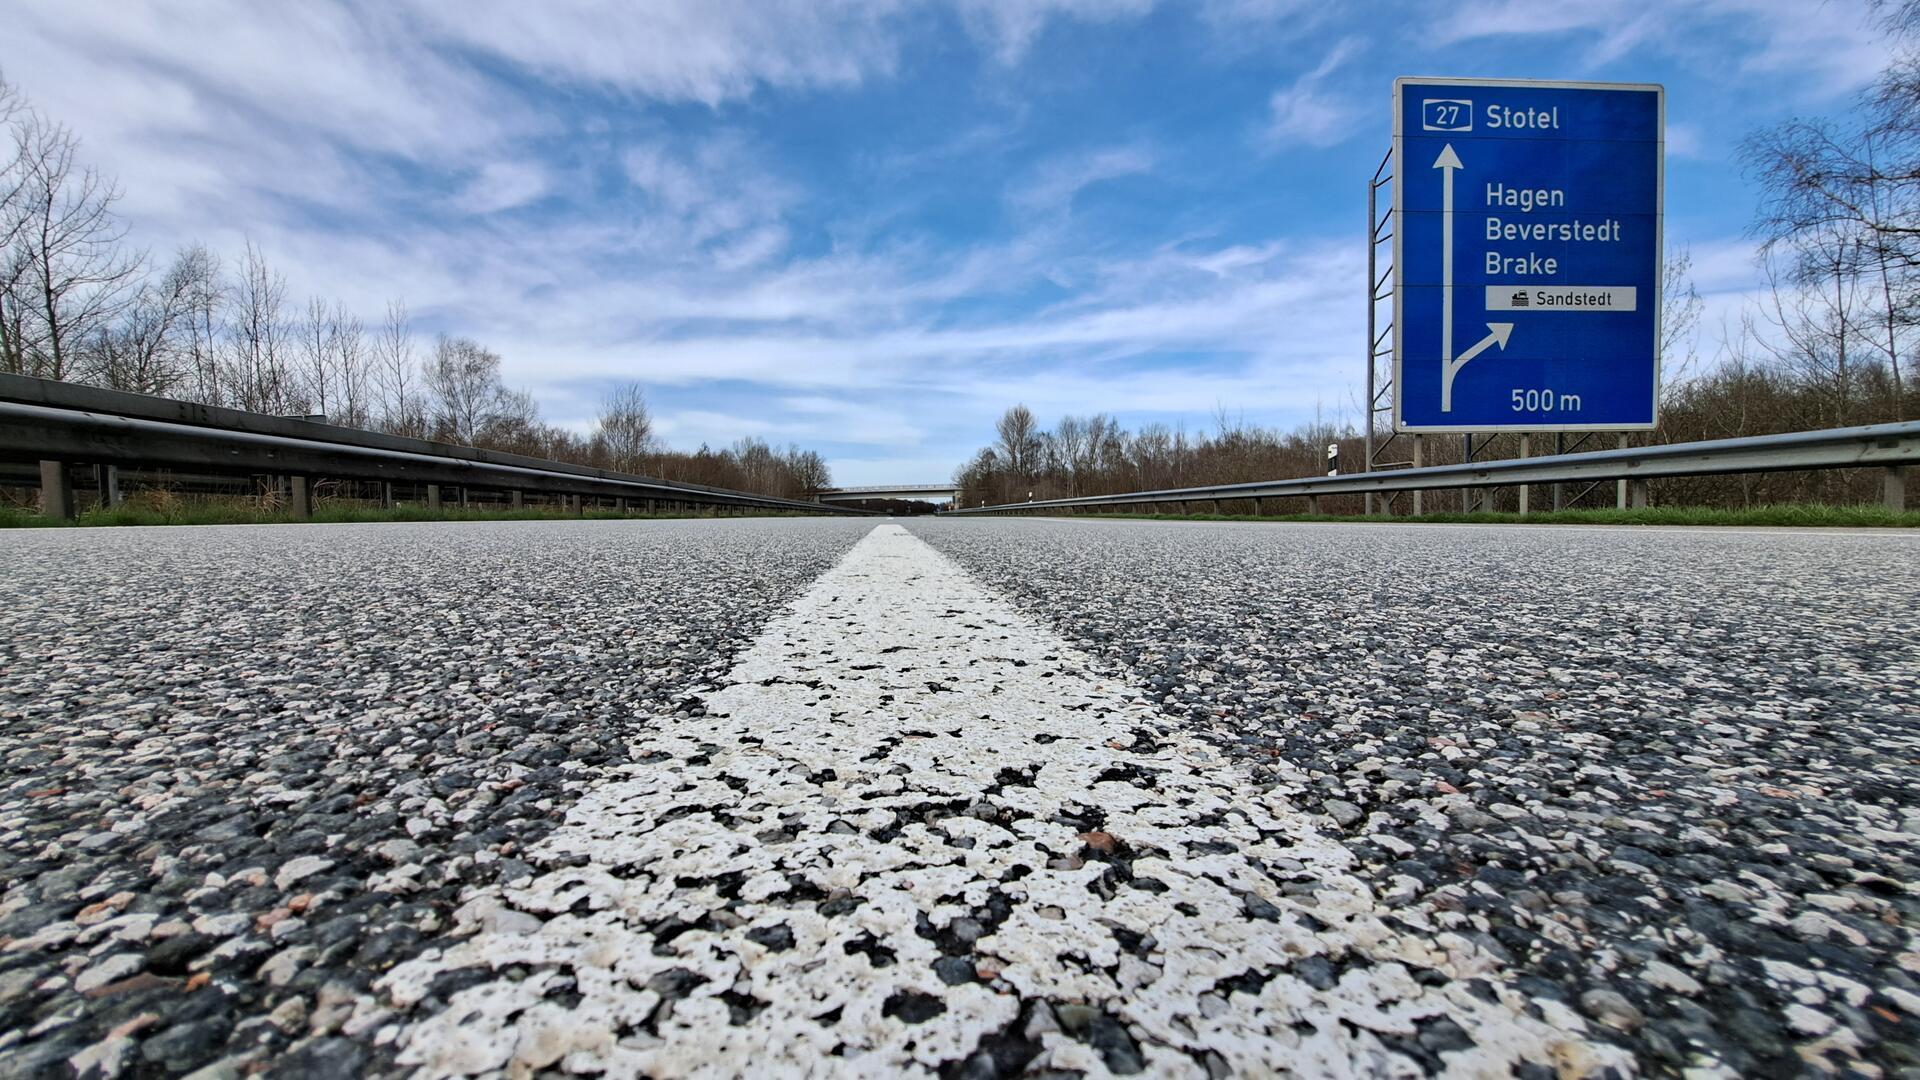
[1442,323,1514,412]
[1434,143,1462,365]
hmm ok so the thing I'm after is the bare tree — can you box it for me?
[373,299,423,435]
[422,334,505,445]
[331,302,371,429]
[784,445,832,494]
[593,381,657,473]
[5,110,143,381]
[95,261,193,395]
[1659,247,1705,386]
[994,404,1041,482]
[1743,6,1918,417]
[1758,234,1873,426]
[1053,414,1089,495]
[0,76,34,323]
[297,295,335,418]
[477,385,542,453]
[224,241,293,412]
[170,244,224,404]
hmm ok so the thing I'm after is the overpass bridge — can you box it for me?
[813,483,959,504]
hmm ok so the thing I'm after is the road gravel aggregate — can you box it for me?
[3,514,1916,1078]
[909,517,1920,1077]
[373,525,1630,1079]
[0,518,871,1078]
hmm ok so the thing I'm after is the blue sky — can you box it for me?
[4,0,1897,484]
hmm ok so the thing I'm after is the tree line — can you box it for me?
[957,3,1918,511]
[0,75,832,500]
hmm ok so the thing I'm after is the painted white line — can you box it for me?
[379,524,1626,1078]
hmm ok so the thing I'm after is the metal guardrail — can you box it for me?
[0,374,869,519]
[951,421,1917,516]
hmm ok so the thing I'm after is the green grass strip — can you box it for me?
[1019,504,1920,527]
[0,504,821,528]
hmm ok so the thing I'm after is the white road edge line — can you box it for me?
[377,524,1629,1078]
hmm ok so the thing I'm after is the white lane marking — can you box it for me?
[379,524,1627,1078]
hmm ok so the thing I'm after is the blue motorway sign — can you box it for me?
[1393,78,1663,431]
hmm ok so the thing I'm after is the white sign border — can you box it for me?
[1390,76,1666,434]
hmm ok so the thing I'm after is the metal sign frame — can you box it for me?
[1390,76,1665,434]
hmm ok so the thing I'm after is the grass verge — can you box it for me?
[0,504,824,528]
[4,502,1913,529]
[1015,504,1920,528]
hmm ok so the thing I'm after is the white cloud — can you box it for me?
[2,0,1115,240]
[653,409,778,447]
[407,0,909,106]
[1199,0,1315,23]
[1432,0,1893,99]
[455,162,551,215]
[1263,37,1364,148]
[1665,122,1704,159]
[622,133,799,260]
[1008,144,1156,215]
[952,0,1157,64]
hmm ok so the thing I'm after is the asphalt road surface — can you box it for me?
[0,517,1915,1078]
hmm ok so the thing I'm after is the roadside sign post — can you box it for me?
[1392,78,1663,433]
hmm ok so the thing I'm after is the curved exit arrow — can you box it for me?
[1442,323,1514,412]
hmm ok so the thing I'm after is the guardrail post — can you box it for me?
[38,460,74,520]
[1518,435,1531,516]
[1411,435,1424,515]
[289,475,313,519]
[94,464,121,509]
[567,494,580,515]
[510,489,523,509]
[1616,434,1629,508]
[1883,466,1906,513]
[1552,433,1566,510]
[1306,494,1320,515]
[426,484,442,510]
[1630,477,1650,509]
[381,481,394,509]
